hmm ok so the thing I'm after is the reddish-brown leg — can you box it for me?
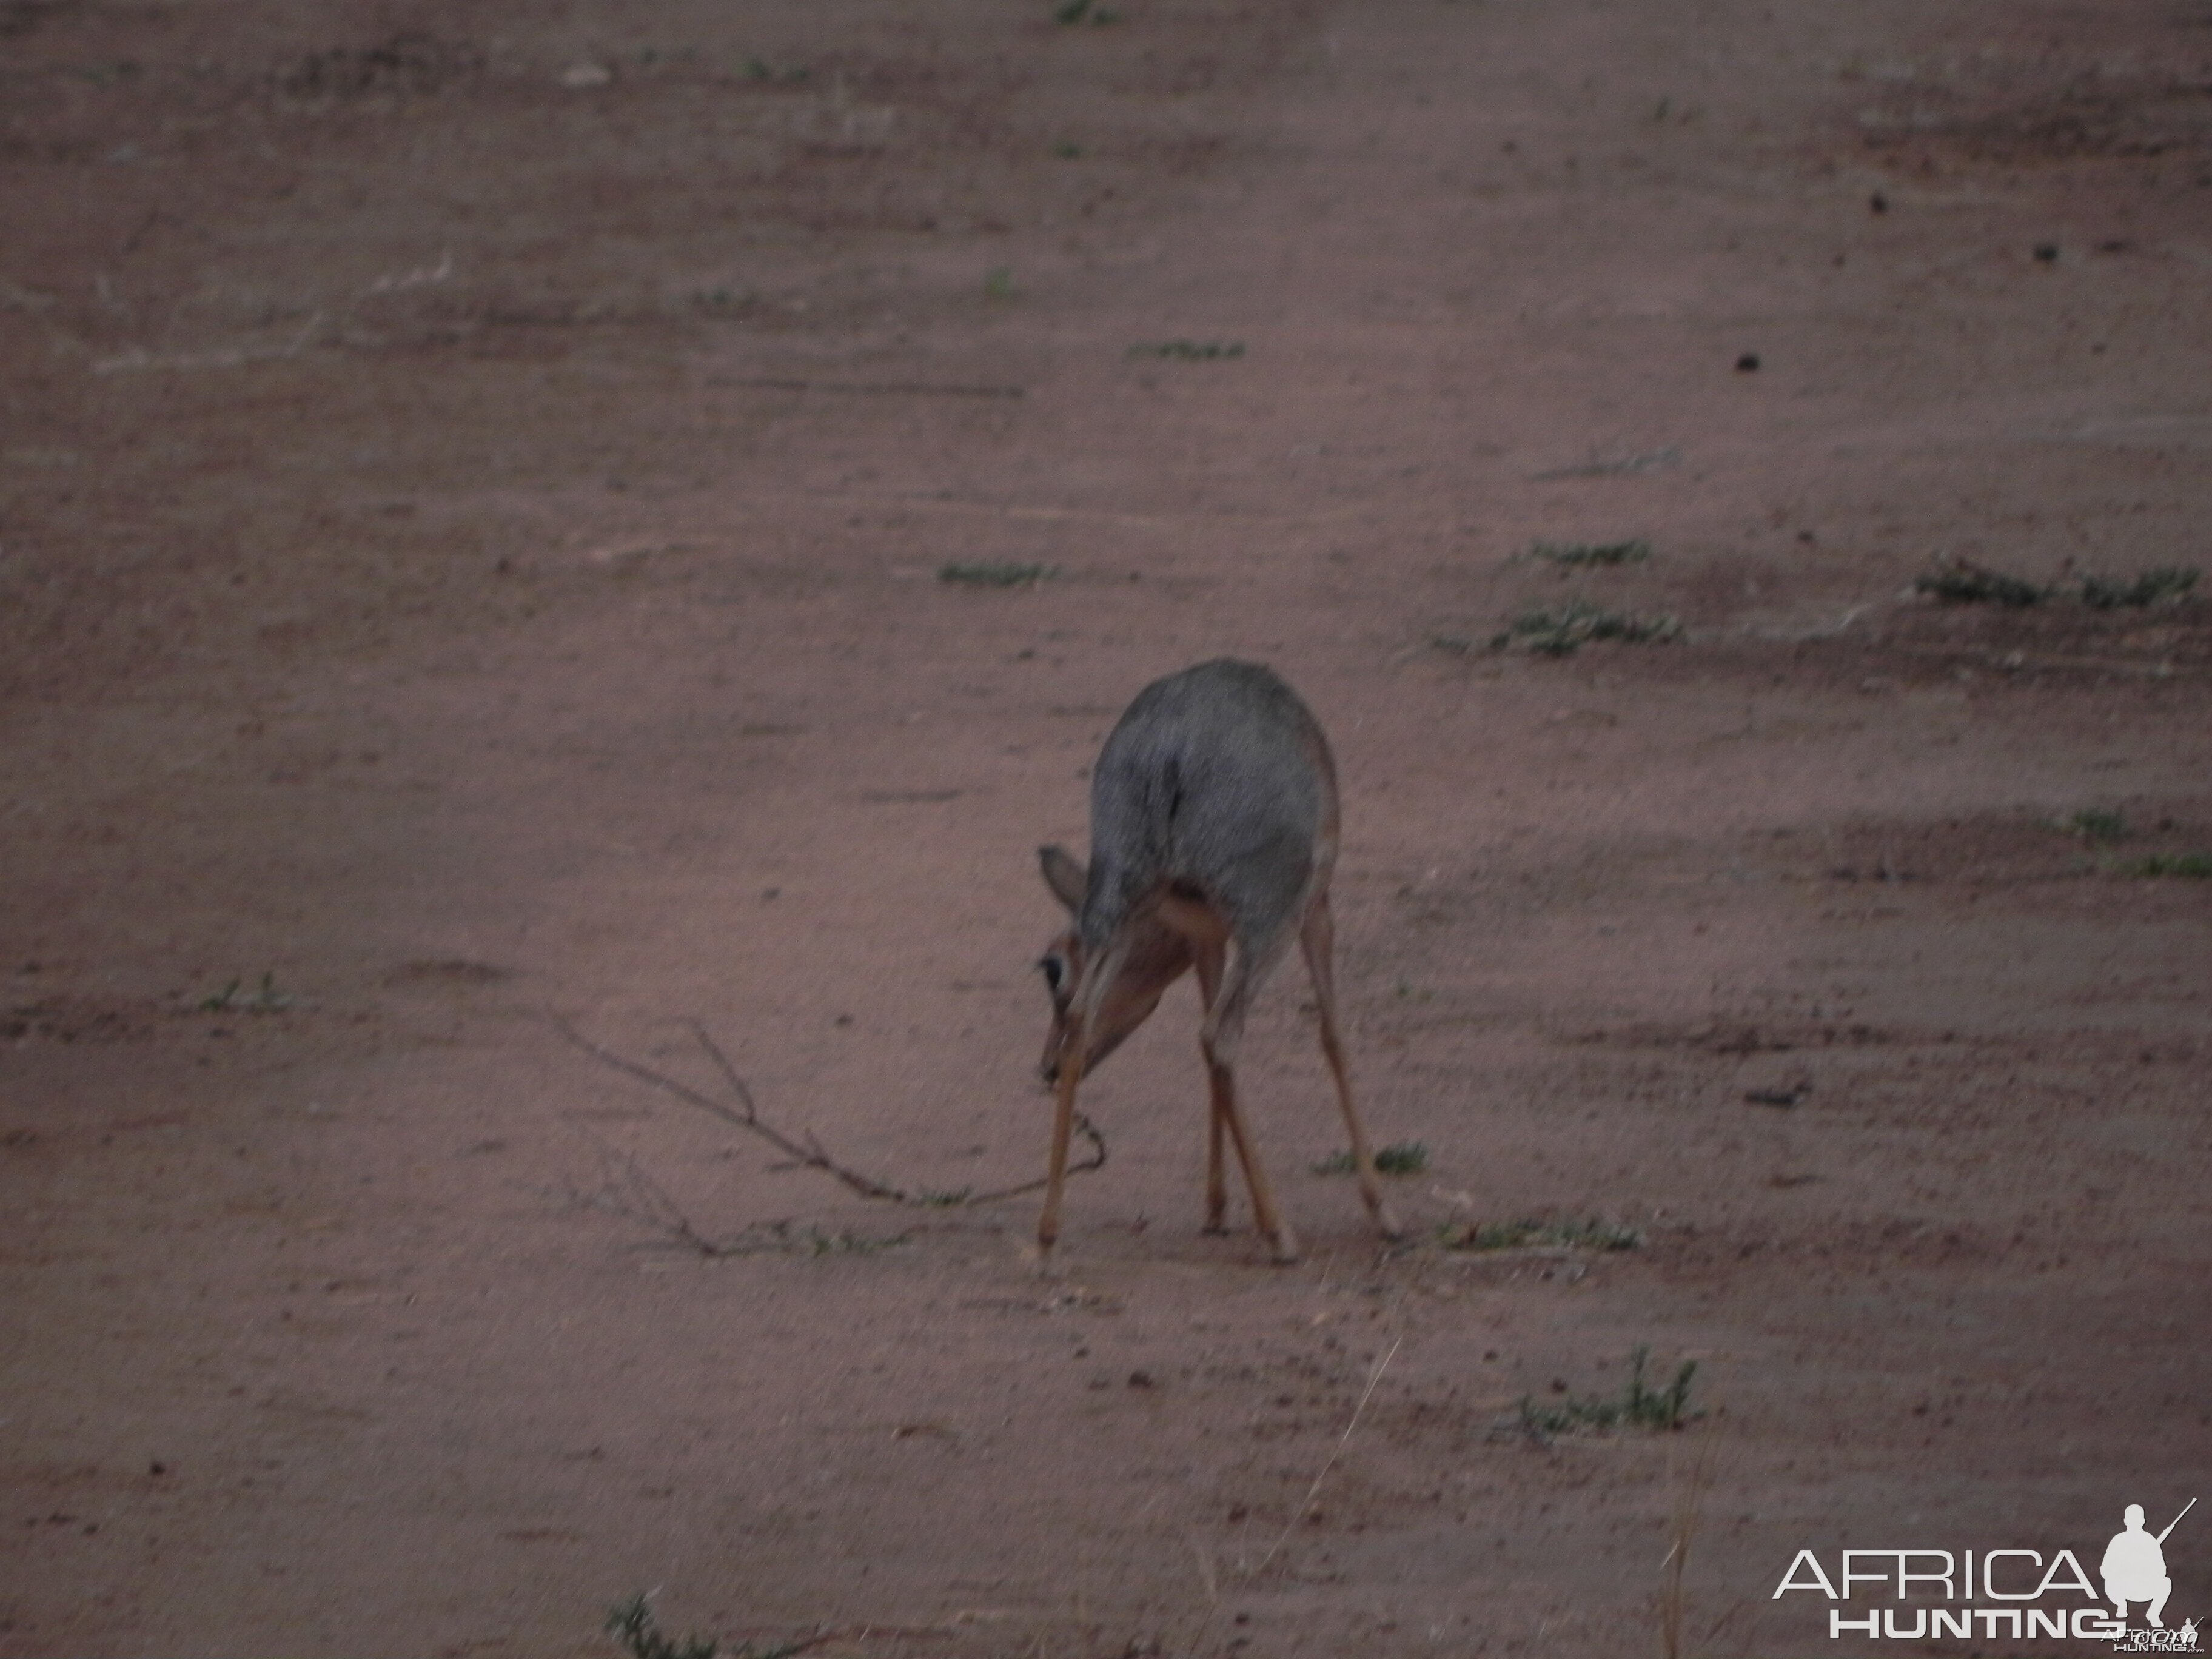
[1037,1030,1087,1272]
[1299,890,1401,1239]
[1201,940,1299,1264]
[1193,938,1230,1234]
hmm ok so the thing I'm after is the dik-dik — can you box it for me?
[1034,659,1401,1265]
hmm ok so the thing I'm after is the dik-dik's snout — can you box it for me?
[1033,845,1201,1093]
[1036,931,1081,1087]
[1038,1010,1144,1089]
[1034,940,1188,1089]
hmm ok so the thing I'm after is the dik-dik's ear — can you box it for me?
[1038,845,1087,914]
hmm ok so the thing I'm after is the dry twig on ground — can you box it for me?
[1252,1335,1401,1576]
[549,1016,1107,1221]
[1659,1429,1715,1659]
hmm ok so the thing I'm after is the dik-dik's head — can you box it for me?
[1036,845,1195,1086]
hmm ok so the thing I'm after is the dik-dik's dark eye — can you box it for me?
[1037,954,1065,995]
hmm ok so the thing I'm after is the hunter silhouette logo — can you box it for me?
[2105,1501,2190,1627]
[2106,1500,2198,1653]
[1771,1497,2198,1645]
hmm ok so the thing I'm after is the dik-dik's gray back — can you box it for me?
[1034,659,1401,1267]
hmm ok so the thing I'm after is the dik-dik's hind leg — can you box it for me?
[1201,940,1299,1265]
[1299,891,1403,1240]
[1193,938,1228,1234]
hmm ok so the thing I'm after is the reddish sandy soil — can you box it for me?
[5,1,2211,1655]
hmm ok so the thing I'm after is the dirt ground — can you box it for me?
[4,0,2211,1654]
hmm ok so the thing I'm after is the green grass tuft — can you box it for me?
[800,1227,908,1256]
[1126,340,1245,361]
[742,58,808,84]
[1529,538,1651,567]
[197,971,293,1014]
[1517,1346,1699,1437]
[605,1595,803,1659]
[1493,598,1680,655]
[1439,1215,1642,1253]
[1916,560,2199,609]
[606,1595,718,1659]
[938,561,1051,587]
[2059,808,2128,844]
[1375,1141,1429,1175]
[1312,1140,1429,1176]
[2119,851,2212,879]
[1914,561,2045,606]
[2080,566,2199,609]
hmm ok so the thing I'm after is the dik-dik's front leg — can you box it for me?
[1036,1028,1086,1273]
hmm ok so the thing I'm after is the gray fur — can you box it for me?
[1078,659,1332,960]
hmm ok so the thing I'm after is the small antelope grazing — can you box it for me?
[1033,658,1402,1266]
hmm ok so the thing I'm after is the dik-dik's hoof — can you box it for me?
[1264,1227,1302,1266]
[1370,1200,1405,1241]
